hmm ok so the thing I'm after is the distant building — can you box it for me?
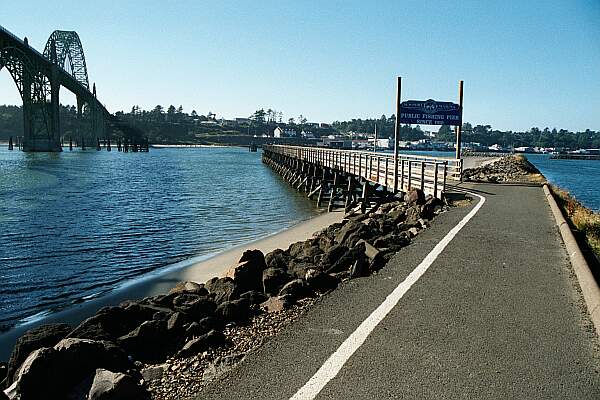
[320,123,331,128]
[319,137,352,149]
[235,117,250,124]
[274,126,297,138]
[284,128,297,137]
[301,130,315,138]
[220,119,237,127]
[367,138,390,149]
[514,146,535,153]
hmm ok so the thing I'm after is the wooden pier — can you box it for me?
[262,144,462,212]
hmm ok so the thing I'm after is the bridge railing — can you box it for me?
[264,144,462,199]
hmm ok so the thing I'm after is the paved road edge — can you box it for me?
[543,183,600,337]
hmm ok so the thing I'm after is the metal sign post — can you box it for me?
[455,80,464,159]
[394,76,401,193]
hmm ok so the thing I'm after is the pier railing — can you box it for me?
[263,144,462,199]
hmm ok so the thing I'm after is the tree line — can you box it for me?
[0,104,598,149]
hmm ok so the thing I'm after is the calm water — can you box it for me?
[526,154,600,212]
[0,147,318,330]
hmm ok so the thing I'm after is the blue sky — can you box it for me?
[1,0,599,131]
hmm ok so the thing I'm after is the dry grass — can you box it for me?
[551,185,600,257]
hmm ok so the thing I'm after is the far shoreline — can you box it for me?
[0,209,344,361]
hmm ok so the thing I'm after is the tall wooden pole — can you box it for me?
[455,80,464,159]
[374,123,377,153]
[394,76,401,192]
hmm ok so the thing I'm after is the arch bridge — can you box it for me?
[0,25,144,151]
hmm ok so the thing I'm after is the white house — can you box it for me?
[284,128,297,137]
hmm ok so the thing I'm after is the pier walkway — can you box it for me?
[199,182,600,399]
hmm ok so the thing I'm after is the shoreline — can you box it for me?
[0,210,344,361]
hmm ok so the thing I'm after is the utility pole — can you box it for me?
[455,80,464,159]
[393,76,401,193]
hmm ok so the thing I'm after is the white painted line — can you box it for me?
[290,192,486,400]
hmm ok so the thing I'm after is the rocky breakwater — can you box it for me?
[463,155,545,183]
[1,189,446,400]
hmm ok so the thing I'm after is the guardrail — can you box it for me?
[264,145,462,199]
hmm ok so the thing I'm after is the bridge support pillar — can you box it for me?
[49,63,62,151]
[21,48,62,152]
[76,96,84,147]
[21,69,35,150]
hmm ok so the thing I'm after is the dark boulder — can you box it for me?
[117,320,170,363]
[349,254,369,279]
[404,205,421,227]
[177,330,226,358]
[260,296,294,313]
[373,232,410,250]
[140,292,179,309]
[404,188,425,206]
[215,299,251,323]
[173,295,216,320]
[420,196,443,220]
[334,221,374,248]
[228,249,268,293]
[166,312,188,333]
[315,233,334,252]
[320,244,349,270]
[288,239,322,260]
[87,368,150,400]
[169,281,208,296]
[379,201,402,213]
[387,206,407,224]
[262,267,292,296]
[185,322,208,340]
[323,222,344,239]
[378,217,397,235]
[326,242,366,274]
[278,279,315,302]
[184,316,220,341]
[8,338,131,400]
[288,260,316,279]
[6,323,71,386]
[172,292,200,308]
[264,249,290,270]
[205,277,240,304]
[239,290,268,306]
[67,306,150,342]
[334,221,363,245]
[304,269,340,293]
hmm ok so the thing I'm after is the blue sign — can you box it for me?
[399,99,462,126]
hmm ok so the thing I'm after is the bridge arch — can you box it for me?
[43,30,89,89]
[0,45,50,102]
[0,44,52,138]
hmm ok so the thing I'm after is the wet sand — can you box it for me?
[0,210,344,361]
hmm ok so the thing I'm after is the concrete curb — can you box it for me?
[543,184,600,337]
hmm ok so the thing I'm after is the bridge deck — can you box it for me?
[264,144,462,200]
[199,182,600,399]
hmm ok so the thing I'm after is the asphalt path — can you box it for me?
[199,183,600,399]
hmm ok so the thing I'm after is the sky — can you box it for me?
[1,0,599,131]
